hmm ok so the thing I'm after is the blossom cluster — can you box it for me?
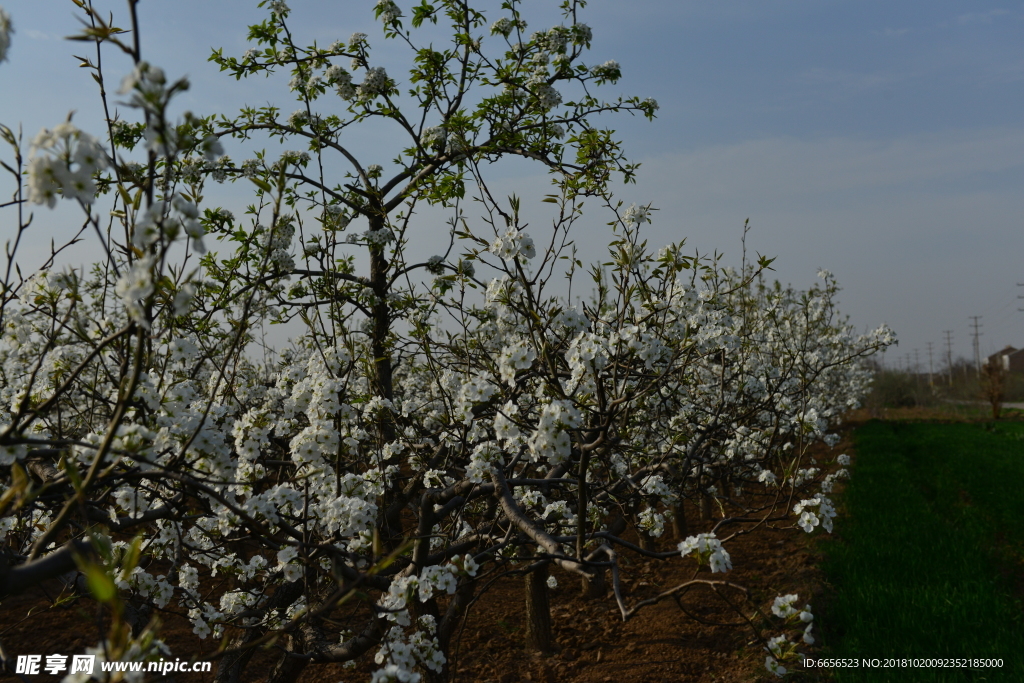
[489,225,536,261]
[793,496,838,533]
[678,532,732,573]
[27,123,107,207]
[764,594,816,677]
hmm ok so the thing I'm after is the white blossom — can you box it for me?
[358,66,389,99]
[765,655,787,677]
[771,594,800,619]
[115,257,156,328]
[27,123,107,207]
[678,533,732,573]
[622,203,651,226]
[375,0,403,24]
[590,60,621,81]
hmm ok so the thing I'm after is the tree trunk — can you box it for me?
[367,210,402,549]
[671,500,688,539]
[636,527,655,552]
[267,634,309,683]
[433,580,475,682]
[580,567,606,599]
[214,580,303,683]
[525,563,553,653]
[700,493,713,521]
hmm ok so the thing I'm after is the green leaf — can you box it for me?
[62,457,84,494]
[0,464,29,515]
[122,535,144,575]
[250,177,273,193]
[84,564,116,603]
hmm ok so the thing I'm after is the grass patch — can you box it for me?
[818,421,1024,681]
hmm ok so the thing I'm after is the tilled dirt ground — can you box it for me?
[443,518,829,683]
[1,432,853,683]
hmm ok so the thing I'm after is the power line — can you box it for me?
[942,330,954,387]
[969,316,983,376]
[926,341,934,385]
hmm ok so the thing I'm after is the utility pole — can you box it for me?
[1018,283,1024,312]
[969,316,983,376]
[914,348,920,377]
[926,342,934,386]
[943,330,954,386]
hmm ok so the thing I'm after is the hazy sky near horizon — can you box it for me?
[1,0,1022,370]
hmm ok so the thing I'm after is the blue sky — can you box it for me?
[1,0,1022,369]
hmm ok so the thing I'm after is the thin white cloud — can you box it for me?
[975,57,1024,85]
[956,9,1011,25]
[792,66,913,101]
[876,27,910,38]
[637,128,1024,205]
[24,29,54,41]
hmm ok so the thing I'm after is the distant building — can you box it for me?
[985,346,1024,373]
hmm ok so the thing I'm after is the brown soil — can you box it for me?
[441,518,831,683]
[1,432,856,683]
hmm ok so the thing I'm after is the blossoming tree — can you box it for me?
[0,1,893,681]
